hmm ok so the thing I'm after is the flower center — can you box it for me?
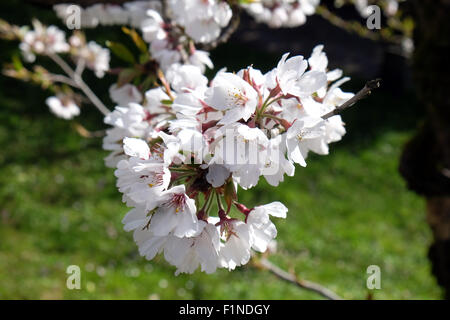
[228,89,248,107]
[170,193,187,213]
[297,131,307,141]
[141,171,164,188]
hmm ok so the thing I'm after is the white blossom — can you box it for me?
[109,84,143,105]
[286,117,326,166]
[148,185,200,238]
[78,41,110,78]
[219,220,252,270]
[45,95,80,120]
[247,202,288,252]
[205,72,258,125]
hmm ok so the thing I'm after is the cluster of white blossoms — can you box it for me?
[54,1,231,72]
[19,22,110,78]
[140,7,214,72]
[104,44,354,274]
[19,20,70,62]
[243,0,320,28]
[139,0,233,72]
[68,33,110,78]
[55,1,232,44]
[167,0,232,43]
[17,22,110,119]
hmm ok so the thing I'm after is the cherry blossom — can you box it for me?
[46,95,80,120]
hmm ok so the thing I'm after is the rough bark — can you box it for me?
[399,0,450,299]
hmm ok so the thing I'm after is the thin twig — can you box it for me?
[47,53,110,116]
[256,258,344,300]
[75,76,111,116]
[315,5,403,45]
[322,78,381,120]
[75,58,85,77]
[48,74,77,87]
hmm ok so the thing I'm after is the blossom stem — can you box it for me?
[157,68,174,101]
[264,96,284,109]
[203,190,215,215]
[258,95,272,117]
[261,113,283,123]
[215,191,224,211]
[261,113,291,130]
[200,190,212,211]
[257,95,284,124]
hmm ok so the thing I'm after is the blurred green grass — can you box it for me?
[0,1,443,300]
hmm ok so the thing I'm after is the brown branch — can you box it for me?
[322,78,381,120]
[255,258,344,300]
[315,5,403,46]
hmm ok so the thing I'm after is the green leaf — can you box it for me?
[12,54,23,71]
[117,68,141,87]
[139,52,151,64]
[105,41,135,64]
[161,99,173,105]
[122,27,148,54]
[140,75,156,92]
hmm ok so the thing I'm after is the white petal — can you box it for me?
[123,137,150,159]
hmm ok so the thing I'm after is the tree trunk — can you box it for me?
[399,0,450,299]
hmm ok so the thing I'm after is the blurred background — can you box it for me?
[0,0,445,299]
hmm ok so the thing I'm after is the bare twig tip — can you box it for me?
[322,78,381,120]
[367,78,382,90]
